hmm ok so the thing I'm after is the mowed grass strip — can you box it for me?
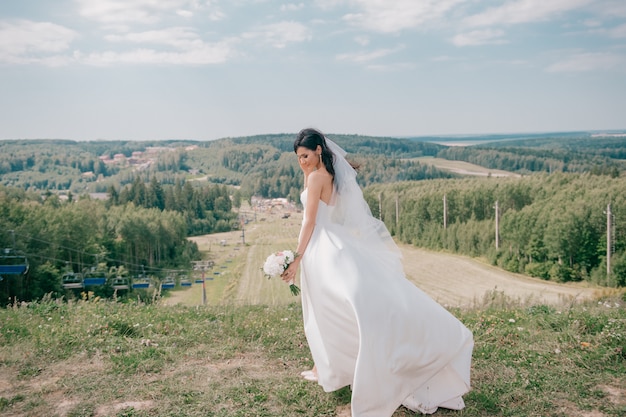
[181,207,302,307]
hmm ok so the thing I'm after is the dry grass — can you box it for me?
[416,157,521,178]
[171,205,597,309]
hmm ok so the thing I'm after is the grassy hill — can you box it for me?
[1,205,625,416]
[1,287,624,416]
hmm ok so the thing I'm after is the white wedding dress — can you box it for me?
[299,189,474,417]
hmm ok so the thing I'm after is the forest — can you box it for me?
[369,172,626,287]
[1,132,625,305]
[435,135,624,176]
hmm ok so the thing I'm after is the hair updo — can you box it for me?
[294,128,335,178]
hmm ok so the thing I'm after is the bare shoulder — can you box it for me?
[309,169,333,186]
[308,169,333,203]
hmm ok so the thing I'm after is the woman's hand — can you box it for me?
[281,259,300,284]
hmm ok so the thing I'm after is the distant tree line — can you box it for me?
[208,140,455,203]
[106,176,237,236]
[436,137,626,176]
[370,172,626,287]
[5,134,624,202]
[0,135,449,199]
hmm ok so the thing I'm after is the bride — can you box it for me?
[281,128,474,416]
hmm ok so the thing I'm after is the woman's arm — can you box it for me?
[281,171,325,283]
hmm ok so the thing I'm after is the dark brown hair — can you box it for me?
[294,128,336,178]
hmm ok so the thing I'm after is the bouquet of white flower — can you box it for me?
[262,250,300,296]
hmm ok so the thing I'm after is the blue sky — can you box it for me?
[0,0,625,141]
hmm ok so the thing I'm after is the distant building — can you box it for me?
[89,193,109,201]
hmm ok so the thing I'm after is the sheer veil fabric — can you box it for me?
[298,137,474,417]
[325,138,402,263]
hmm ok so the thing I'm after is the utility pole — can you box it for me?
[494,201,500,250]
[240,214,246,245]
[443,195,447,230]
[192,260,214,305]
[395,194,399,227]
[378,193,383,221]
[607,203,612,281]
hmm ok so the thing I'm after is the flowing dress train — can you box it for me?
[299,189,474,417]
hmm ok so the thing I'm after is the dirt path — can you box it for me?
[399,246,596,307]
[169,208,598,307]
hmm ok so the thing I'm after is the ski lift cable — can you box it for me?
[13,232,110,260]
[23,250,185,275]
[9,230,190,272]
[14,231,189,275]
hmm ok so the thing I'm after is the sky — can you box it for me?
[0,0,625,141]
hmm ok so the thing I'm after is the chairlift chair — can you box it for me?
[0,248,29,277]
[83,267,107,286]
[177,271,191,287]
[111,276,130,290]
[132,276,152,289]
[132,266,151,289]
[62,272,84,289]
[161,278,176,290]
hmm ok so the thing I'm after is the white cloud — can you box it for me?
[452,29,507,46]
[610,23,626,38]
[94,26,236,65]
[77,0,167,24]
[0,18,235,67]
[280,3,305,12]
[546,51,625,72]
[595,0,626,18]
[207,10,226,21]
[176,10,194,18]
[341,0,465,33]
[354,35,369,46]
[314,0,343,11]
[75,0,219,25]
[464,0,592,27]
[431,55,462,62]
[81,41,234,66]
[242,21,311,48]
[365,62,416,71]
[0,19,78,66]
[336,45,404,62]
[105,27,201,48]
[583,19,602,28]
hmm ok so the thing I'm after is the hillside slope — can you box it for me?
[170,207,597,307]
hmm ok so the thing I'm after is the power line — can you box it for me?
[7,230,189,276]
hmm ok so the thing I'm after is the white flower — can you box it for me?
[263,250,295,277]
[262,250,300,296]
